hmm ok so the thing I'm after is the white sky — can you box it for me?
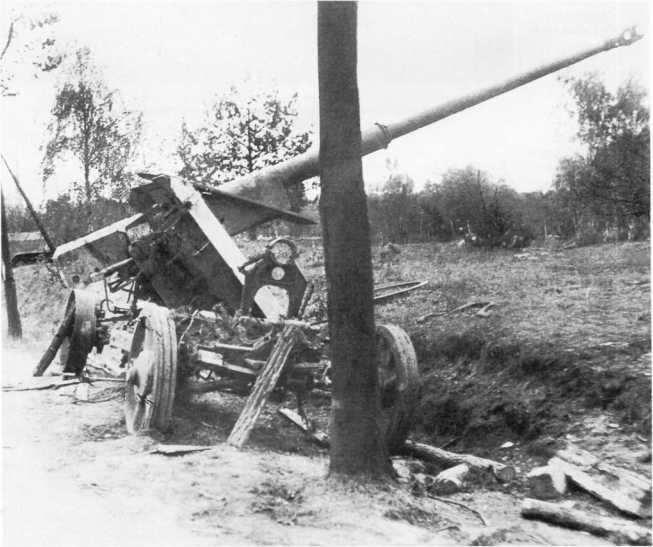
[0,0,650,207]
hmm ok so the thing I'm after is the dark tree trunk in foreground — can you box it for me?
[318,1,391,478]
[1,188,22,339]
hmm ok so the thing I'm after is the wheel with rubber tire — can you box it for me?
[376,323,420,453]
[124,303,178,434]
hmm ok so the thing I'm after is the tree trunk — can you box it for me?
[318,1,391,478]
[1,189,22,339]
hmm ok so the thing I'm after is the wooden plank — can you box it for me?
[227,325,299,448]
[521,498,651,545]
[552,457,645,518]
[192,350,257,379]
[556,444,651,495]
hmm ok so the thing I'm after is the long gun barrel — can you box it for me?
[218,26,643,205]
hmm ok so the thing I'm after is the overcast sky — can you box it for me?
[0,0,649,207]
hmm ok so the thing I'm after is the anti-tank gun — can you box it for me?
[35,27,643,452]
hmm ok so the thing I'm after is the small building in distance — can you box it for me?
[7,231,51,266]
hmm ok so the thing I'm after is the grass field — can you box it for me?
[11,239,651,453]
[293,240,652,450]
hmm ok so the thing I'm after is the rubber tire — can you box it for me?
[376,324,420,454]
[124,303,178,434]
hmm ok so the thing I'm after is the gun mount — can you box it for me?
[36,26,643,450]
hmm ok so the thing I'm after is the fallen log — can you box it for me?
[521,498,651,545]
[552,457,645,518]
[526,461,567,499]
[403,440,515,482]
[432,463,470,495]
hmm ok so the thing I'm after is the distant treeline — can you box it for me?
[6,73,649,249]
[365,163,649,246]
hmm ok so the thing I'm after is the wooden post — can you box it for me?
[33,306,74,376]
[1,187,22,339]
[227,325,299,448]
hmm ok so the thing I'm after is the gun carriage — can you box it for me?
[34,27,641,452]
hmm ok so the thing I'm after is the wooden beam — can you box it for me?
[227,325,299,448]
[521,498,651,545]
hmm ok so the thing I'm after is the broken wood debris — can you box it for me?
[277,408,329,448]
[428,494,489,526]
[3,378,81,391]
[526,460,568,500]
[227,325,300,449]
[416,301,494,323]
[556,444,651,498]
[556,444,651,504]
[404,440,515,482]
[475,302,495,317]
[521,498,651,545]
[432,463,470,495]
[149,444,212,456]
[553,457,646,518]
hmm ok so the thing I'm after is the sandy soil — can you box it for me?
[2,242,650,545]
[3,341,645,547]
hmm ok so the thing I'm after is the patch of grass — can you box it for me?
[12,262,68,343]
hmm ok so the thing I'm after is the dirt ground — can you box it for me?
[1,342,648,546]
[2,241,652,545]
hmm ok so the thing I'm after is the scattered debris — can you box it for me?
[432,463,470,495]
[277,408,329,448]
[404,440,516,483]
[417,301,494,324]
[228,325,301,449]
[555,444,651,504]
[554,457,645,518]
[521,498,651,545]
[526,461,568,500]
[149,444,212,456]
[429,495,489,526]
[475,302,495,318]
[373,280,428,304]
[3,378,81,391]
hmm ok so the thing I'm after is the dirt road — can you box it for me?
[4,342,636,546]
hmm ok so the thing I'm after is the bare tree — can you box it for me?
[1,188,22,339]
[318,1,391,478]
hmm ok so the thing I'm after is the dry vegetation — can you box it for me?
[5,239,650,545]
[11,239,651,455]
[292,239,652,452]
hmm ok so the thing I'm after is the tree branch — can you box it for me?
[0,20,15,61]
